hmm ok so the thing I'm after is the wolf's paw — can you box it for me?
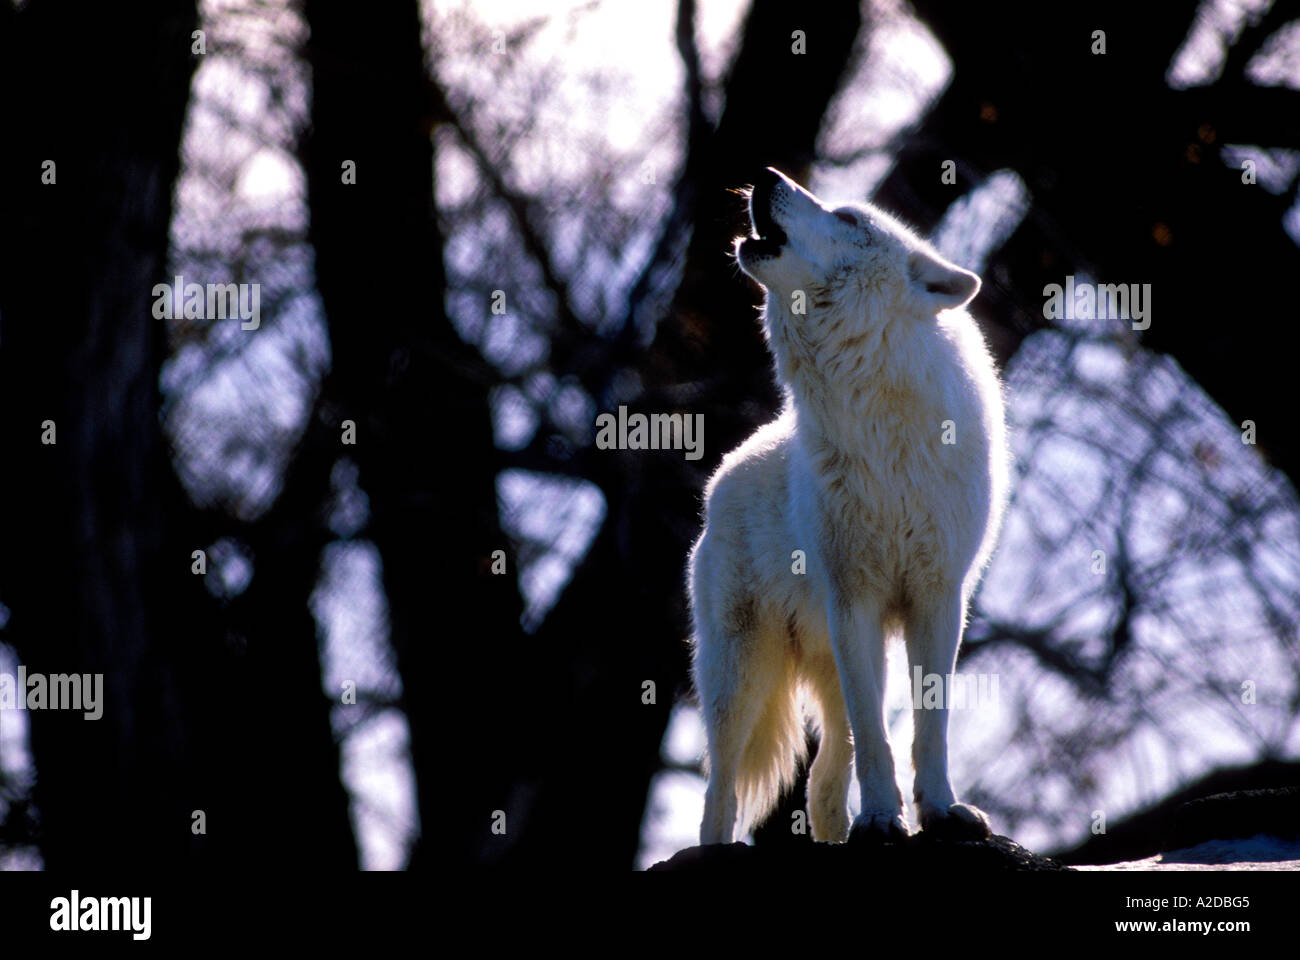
[810,809,851,844]
[848,811,909,844]
[918,801,991,841]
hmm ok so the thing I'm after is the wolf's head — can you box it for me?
[735,168,980,344]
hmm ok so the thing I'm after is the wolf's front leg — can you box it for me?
[827,599,907,842]
[906,587,991,840]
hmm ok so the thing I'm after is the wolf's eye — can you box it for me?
[834,210,858,227]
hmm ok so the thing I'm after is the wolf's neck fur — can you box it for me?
[769,297,940,456]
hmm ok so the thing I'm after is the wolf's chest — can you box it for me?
[817,441,956,533]
[829,385,975,498]
[797,397,988,581]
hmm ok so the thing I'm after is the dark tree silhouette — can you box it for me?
[0,0,355,870]
[0,0,207,869]
[303,0,526,868]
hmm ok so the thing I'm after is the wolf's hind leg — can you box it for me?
[805,655,852,842]
[697,603,803,845]
[699,737,738,843]
[697,626,764,845]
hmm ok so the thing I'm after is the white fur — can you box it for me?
[690,169,1010,844]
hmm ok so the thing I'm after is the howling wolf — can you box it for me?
[689,168,1009,844]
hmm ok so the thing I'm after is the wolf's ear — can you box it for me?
[907,248,981,311]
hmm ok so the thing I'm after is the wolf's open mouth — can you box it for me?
[748,170,787,252]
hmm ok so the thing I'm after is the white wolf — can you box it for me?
[689,168,1009,845]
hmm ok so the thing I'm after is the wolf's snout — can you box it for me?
[748,167,787,250]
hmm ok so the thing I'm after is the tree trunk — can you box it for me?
[0,1,202,868]
[0,0,357,869]
[303,0,526,868]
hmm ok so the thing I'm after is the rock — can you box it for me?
[1162,786,1300,852]
[647,833,1071,873]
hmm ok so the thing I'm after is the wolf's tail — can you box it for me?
[733,664,808,836]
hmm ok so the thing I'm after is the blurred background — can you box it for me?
[1,0,1298,872]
